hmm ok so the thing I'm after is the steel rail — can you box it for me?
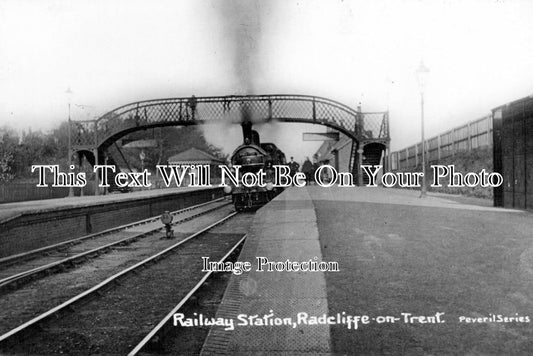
[0,200,230,289]
[0,211,238,345]
[0,197,225,267]
[128,234,247,356]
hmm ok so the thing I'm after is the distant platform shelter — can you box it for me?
[167,148,225,183]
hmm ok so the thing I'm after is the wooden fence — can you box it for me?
[389,115,492,170]
[0,182,98,203]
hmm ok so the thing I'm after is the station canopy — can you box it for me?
[167,148,224,166]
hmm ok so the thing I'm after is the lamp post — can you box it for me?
[139,149,146,172]
[66,87,74,197]
[415,62,429,198]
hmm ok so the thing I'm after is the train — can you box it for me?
[225,121,286,211]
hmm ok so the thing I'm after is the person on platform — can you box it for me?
[302,157,314,185]
[288,157,300,181]
[319,159,332,184]
[312,157,320,185]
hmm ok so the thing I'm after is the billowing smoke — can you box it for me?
[200,0,277,156]
[200,118,284,159]
[216,0,265,94]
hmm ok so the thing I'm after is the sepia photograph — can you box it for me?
[0,0,532,354]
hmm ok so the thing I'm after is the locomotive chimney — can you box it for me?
[251,130,260,145]
[241,121,253,144]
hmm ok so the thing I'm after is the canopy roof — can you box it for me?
[167,148,224,165]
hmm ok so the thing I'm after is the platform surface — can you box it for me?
[0,187,218,224]
[201,186,533,355]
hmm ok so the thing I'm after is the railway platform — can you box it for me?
[201,186,532,355]
[0,187,219,223]
[0,187,223,258]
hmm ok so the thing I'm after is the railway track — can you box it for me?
[0,209,251,355]
[128,235,246,356]
[0,198,230,292]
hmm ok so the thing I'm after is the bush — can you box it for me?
[392,147,493,199]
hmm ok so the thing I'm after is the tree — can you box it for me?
[110,126,227,171]
[0,150,14,182]
[0,126,19,182]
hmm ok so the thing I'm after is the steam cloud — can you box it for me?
[201,0,280,156]
[217,0,266,94]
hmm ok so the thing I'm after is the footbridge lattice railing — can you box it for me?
[70,94,389,151]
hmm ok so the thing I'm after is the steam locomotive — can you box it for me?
[224,121,286,211]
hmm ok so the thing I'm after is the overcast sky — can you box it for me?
[1,0,532,159]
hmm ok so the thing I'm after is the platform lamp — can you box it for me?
[139,149,146,172]
[66,87,74,197]
[415,62,429,198]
